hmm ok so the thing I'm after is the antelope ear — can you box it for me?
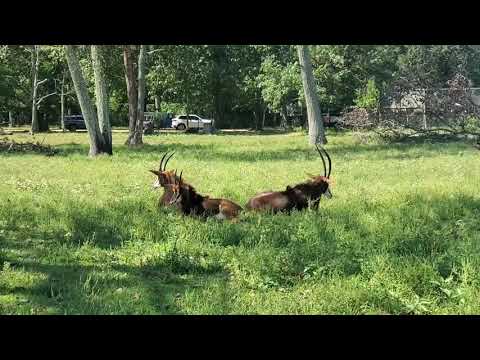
[149,170,160,175]
[286,185,292,191]
[306,173,316,179]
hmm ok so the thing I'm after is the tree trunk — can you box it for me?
[297,45,326,145]
[132,45,146,146]
[31,45,40,134]
[91,45,113,154]
[123,45,138,145]
[64,45,109,157]
[281,104,289,129]
[39,113,49,132]
[422,88,427,130]
[8,111,13,127]
[154,95,161,112]
[60,69,65,131]
[262,106,266,129]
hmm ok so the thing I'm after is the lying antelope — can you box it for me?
[149,151,182,207]
[245,145,333,213]
[167,170,243,221]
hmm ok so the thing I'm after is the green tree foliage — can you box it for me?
[2,45,480,130]
[354,79,380,111]
[257,56,301,114]
[0,63,15,110]
[310,45,403,113]
[395,45,480,88]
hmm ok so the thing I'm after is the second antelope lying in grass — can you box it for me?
[167,170,243,220]
[245,145,333,213]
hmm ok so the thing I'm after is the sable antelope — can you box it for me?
[168,170,243,221]
[245,145,333,213]
[149,151,181,207]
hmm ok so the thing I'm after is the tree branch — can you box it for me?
[147,48,162,55]
[36,92,57,105]
[36,78,48,87]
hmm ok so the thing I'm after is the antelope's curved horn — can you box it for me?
[163,152,175,171]
[159,152,168,172]
[315,144,327,178]
[179,170,183,184]
[323,147,332,178]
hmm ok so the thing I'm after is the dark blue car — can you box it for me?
[64,115,87,131]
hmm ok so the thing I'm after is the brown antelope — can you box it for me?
[149,152,182,207]
[245,145,333,213]
[167,170,243,221]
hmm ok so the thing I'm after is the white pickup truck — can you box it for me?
[171,114,213,130]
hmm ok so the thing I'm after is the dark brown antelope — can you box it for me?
[149,152,182,207]
[167,170,243,221]
[245,145,333,213]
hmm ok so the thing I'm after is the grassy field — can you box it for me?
[1,129,479,314]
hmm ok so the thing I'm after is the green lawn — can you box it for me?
[1,129,479,314]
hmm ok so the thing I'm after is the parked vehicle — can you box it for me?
[64,115,86,131]
[288,113,340,129]
[143,120,154,134]
[171,114,213,130]
[141,112,174,131]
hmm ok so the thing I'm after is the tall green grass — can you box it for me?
[0,130,479,314]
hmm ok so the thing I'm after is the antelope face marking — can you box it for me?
[149,170,165,190]
[152,177,161,189]
[324,187,333,199]
[149,170,175,190]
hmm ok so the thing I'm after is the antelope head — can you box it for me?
[306,145,333,199]
[149,151,176,189]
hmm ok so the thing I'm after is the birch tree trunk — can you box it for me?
[60,69,65,131]
[297,45,327,145]
[123,45,138,145]
[91,45,113,154]
[64,45,109,156]
[31,45,40,134]
[9,111,13,127]
[132,44,146,146]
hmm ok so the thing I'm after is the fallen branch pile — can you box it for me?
[0,137,58,156]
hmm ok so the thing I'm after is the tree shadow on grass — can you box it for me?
[215,128,295,136]
[1,198,161,250]
[0,242,228,314]
[0,196,230,313]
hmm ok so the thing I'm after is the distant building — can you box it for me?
[387,88,480,109]
[388,90,425,110]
